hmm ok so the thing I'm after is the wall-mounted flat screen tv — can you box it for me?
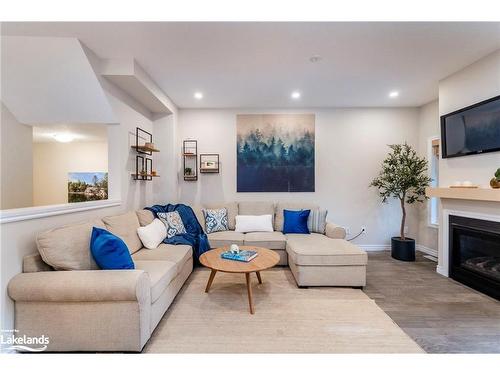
[441,95,500,158]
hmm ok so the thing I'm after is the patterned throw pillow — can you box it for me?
[307,209,328,233]
[203,208,229,234]
[157,211,187,238]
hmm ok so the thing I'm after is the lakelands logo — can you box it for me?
[1,329,49,352]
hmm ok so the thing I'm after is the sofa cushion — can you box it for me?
[157,211,187,238]
[191,205,206,230]
[136,209,155,226]
[238,201,275,216]
[207,231,244,248]
[203,202,238,230]
[132,244,192,273]
[275,202,319,231]
[90,227,135,270]
[36,219,105,270]
[203,208,229,234]
[135,260,177,303]
[286,234,367,266]
[283,209,311,234]
[102,211,143,254]
[244,231,286,250]
[137,218,167,249]
[308,208,328,234]
[235,214,274,233]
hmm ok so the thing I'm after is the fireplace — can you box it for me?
[449,215,500,300]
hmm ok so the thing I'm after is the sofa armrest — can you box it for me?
[325,222,346,239]
[8,270,150,303]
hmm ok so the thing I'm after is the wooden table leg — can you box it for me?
[205,269,217,293]
[256,271,262,284]
[245,272,254,314]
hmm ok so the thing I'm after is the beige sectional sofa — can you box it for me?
[193,201,367,286]
[7,201,367,352]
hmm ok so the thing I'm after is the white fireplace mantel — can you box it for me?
[426,187,500,202]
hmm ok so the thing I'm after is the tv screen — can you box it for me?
[441,95,500,158]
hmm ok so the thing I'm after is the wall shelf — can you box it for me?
[132,127,159,181]
[132,145,160,153]
[183,140,198,181]
[426,187,500,202]
[200,153,220,174]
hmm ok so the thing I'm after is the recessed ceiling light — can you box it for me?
[389,91,399,98]
[194,92,203,100]
[52,133,74,143]
[291,91,301,100]
[309,54,322,63]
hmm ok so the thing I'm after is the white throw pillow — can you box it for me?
[137,218,167,249]
[235,214,274,233]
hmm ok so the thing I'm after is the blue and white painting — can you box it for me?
[237,114,315,192]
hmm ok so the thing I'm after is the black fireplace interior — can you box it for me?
[449,215,500,300]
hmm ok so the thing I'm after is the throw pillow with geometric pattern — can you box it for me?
[157,211,187,238]
[203,208,229,234]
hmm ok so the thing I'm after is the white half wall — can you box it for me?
[177,107,420,247]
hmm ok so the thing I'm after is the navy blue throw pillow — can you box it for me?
[90,227,135,270]
[283,209,311,234]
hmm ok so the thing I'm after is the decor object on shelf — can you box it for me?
[183,140,198,181]
[237,114,315,192]
[68,172,108,203]
[490,168,500,189]
[370,143,431,262]
[131,127,160,181]
[200,153,220,173]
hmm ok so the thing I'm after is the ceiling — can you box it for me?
[2,22,500,108]
[33,124,108,143]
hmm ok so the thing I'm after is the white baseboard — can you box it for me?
[357,244,438,258]
[358,245,390,252]
[416,244,438,257]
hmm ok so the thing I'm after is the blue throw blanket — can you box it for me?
[145,204,210,262]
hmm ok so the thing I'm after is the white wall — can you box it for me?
[436,49,500,272]
[0,104,33,209]
[416,100,439,252]
[177,108,420,248]
[33,142,108,206]
[153,113,179,204]
[438,49,500,187]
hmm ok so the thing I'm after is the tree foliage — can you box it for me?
[370,143,432,240]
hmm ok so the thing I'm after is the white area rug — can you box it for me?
[144,267,424,353]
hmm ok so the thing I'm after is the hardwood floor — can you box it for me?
[364,251,500,353]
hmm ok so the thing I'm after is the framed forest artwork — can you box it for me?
[236,114,315,192]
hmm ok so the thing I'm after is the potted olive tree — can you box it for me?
[370,143,432,261]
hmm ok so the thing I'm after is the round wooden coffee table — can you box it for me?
[199,246,280,314]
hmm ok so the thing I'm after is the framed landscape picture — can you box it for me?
[68,172,108,203]
[237,114,315,192]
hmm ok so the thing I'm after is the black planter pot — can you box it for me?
[391,237,415,262]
